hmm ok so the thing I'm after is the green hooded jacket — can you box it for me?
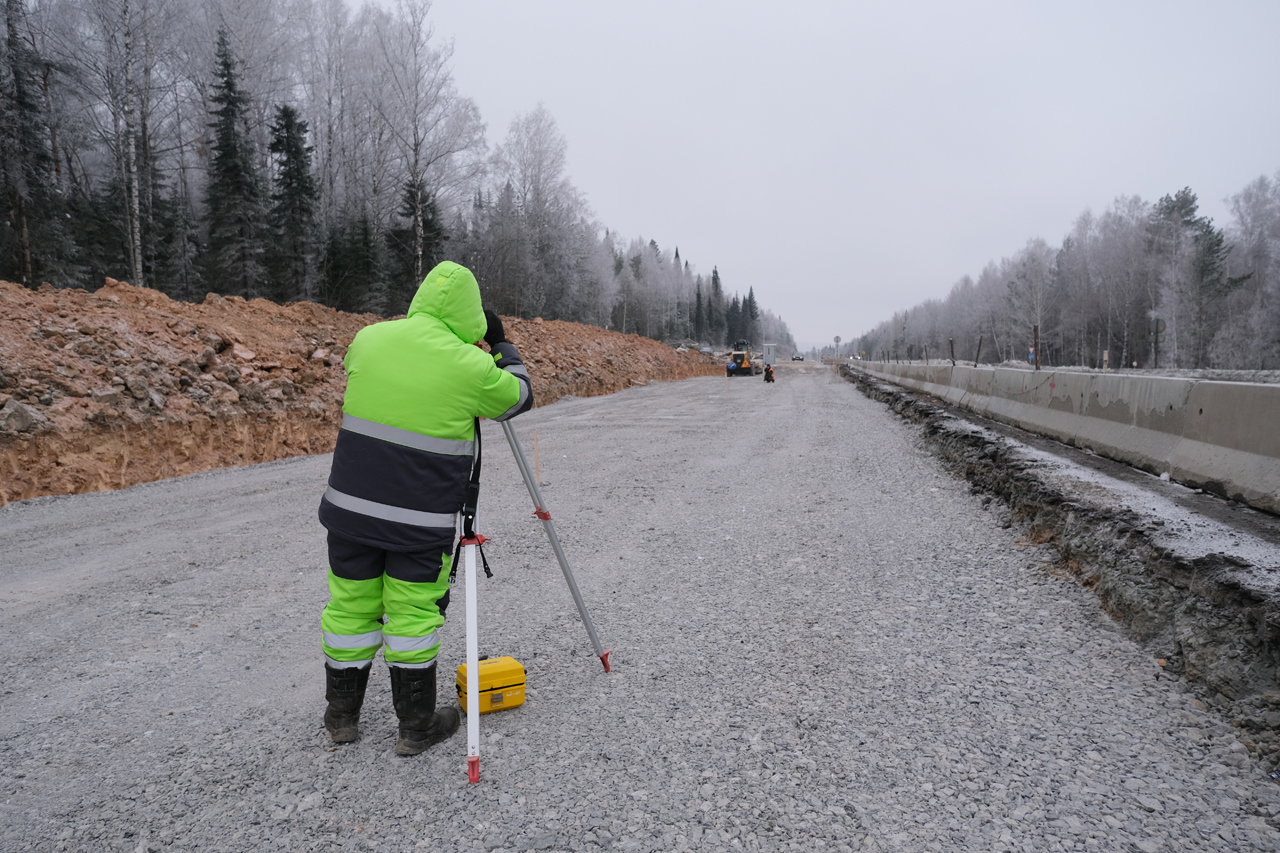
[319,261,533,550]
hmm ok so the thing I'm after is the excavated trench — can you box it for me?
[839,364,1280,773]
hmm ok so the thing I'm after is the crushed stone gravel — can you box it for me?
[2,361,1279,852]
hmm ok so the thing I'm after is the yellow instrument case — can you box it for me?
[455,656,526,714]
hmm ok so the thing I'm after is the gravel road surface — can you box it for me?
[3,362,1279,852]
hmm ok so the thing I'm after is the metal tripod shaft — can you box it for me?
[500,419,611,672]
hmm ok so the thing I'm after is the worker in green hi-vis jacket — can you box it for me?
[317,261,533,755]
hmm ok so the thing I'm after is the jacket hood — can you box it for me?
[407,261,486,343]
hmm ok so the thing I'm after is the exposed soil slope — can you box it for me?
[0,280,718,505]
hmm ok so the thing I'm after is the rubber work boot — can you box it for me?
[389,664,460,756]
[323,663,371,744]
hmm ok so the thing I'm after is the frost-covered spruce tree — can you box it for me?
[0,0,77,287]
[320,213,385,315]
[1187,219,1250,368]
[387,177,447,313]
[154,181,203,303]
[266,104,318,304]
[1146,188,1204,367]
[708,266,726,344]
[725,293,742,345]
[745,286,760,344]
[204,29,266,299]
[694,278,706,343]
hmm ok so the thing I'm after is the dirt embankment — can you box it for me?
[0,280,719,506]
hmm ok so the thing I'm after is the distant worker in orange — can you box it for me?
[763,364,775,383]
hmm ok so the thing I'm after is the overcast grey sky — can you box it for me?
[427,1,1280,348]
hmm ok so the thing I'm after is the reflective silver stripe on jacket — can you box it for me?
[383,631,440,653]
[323,486,458,529]
[341,413,475,456]
[494,366,531,422]
[323,630,383,650]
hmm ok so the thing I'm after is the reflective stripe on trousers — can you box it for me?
[323,629,383,649]
[383,631,441,653]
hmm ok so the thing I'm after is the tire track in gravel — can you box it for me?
[2,362,1279,852]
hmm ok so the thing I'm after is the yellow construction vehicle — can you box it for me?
[725,340,762,376]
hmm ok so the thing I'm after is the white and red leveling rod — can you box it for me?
[461,533,483,783]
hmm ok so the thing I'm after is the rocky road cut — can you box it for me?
[2,362,1279,852]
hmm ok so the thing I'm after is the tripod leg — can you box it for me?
[500,420,611,672]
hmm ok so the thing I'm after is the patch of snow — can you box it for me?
[1010,443,1280,575]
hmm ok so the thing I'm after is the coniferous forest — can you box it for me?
[0,0,794,351]
[856,185,1280,371]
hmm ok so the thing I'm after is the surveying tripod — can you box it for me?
[460,419,610,782]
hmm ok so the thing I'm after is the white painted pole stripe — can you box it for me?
[465,541,480,781]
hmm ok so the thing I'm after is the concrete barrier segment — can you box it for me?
[850,362,1280,516]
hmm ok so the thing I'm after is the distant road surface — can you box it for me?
[3,362,1278,851]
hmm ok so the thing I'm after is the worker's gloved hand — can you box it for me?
[483,310,506,347]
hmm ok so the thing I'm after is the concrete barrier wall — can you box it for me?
[848,362,1280,515]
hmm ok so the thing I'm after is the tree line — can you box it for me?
[0,0,792,350]
[856,180,1280,371]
